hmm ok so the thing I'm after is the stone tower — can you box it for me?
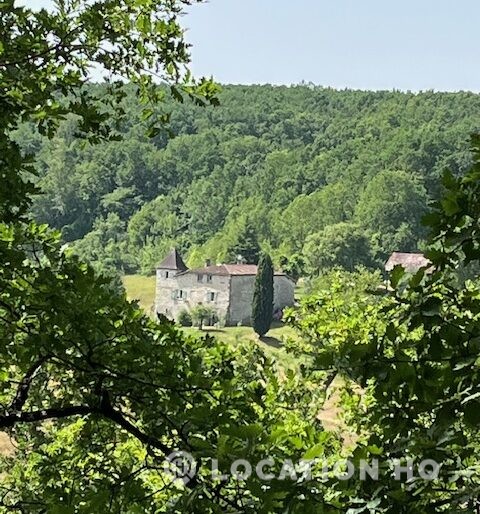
[154,248,188,317]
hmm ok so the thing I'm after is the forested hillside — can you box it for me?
[17,85,480,276]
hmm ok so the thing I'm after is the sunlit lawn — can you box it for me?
[182,321,299,369]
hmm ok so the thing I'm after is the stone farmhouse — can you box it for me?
[155,249,295,326]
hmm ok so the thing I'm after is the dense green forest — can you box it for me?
[17,85,480,276]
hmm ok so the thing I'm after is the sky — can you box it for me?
[25,0,480,92]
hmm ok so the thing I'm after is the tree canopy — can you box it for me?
[15,83,480,276]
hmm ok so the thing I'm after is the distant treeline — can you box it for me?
[15,84,480,277]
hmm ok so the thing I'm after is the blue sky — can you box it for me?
[25,0,480,91]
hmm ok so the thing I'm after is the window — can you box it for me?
[207,292,216,302]
[172,289,187,300]
[165,271,170,279]
[207,274,213,283]
[197,274,204,283]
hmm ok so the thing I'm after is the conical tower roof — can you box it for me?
[156,248,188,271]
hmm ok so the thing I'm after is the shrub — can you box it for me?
[177,309,192,327]
[191,305,217,329]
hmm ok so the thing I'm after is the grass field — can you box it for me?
[123,274,156,314]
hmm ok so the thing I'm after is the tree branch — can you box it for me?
[9,355,50,412]
[0,405,92,428]
[99,392,172,455]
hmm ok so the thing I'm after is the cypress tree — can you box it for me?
[252,253,274,337]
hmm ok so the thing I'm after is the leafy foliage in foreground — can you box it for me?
[286,139,480,512]
[0,1,341,512]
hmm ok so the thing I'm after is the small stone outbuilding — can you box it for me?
[385,252,432,274]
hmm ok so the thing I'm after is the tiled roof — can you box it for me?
[385,252,432,273]
[177,263,288,277]
[156,249,188,271]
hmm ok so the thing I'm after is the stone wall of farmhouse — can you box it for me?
[155,270,295,326]
[228,275,256,325]
[273,276,295,310]
[228,275,295,325]
[155,270,231,323]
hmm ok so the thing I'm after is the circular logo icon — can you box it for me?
[164,451,197,484]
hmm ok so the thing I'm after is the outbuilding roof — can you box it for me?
[385,252,432,273]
